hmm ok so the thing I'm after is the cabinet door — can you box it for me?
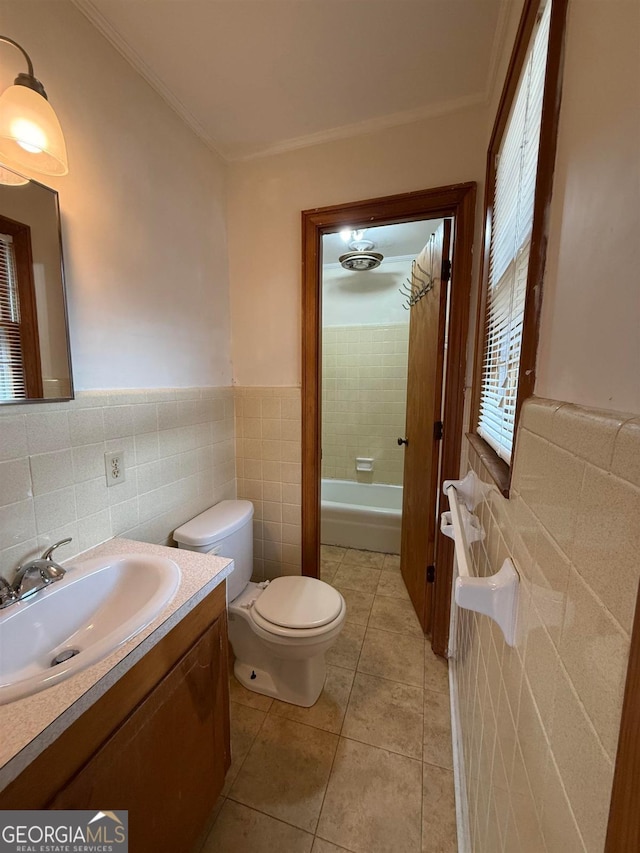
[50,616,230,853]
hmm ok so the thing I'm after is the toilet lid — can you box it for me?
[253,576,343,629]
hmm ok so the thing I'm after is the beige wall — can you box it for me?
[0,388,236,579]
[536,0,640,413]
[457,398,639,852]
[0,1,231,390]
[228,105,487,386]
[322,324,408,485]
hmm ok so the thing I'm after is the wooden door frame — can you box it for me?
[301,182,476,655]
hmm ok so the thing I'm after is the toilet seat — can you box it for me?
[229,578,346,641]
[249,598,346,640]
[253,576,343,629]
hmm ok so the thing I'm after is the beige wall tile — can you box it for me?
[552,404,624,469]
[68,408,105,447]
[540,754,587,853]
[559,567,629,758]
[0,458,32,506]
[531,529,570,646]
[0,388,237,575]
[521,616,561,733]
[518,397,563,439]
[611,417,640,488]
[516,431,586,553]
[321,324,408,486]
[25,411,70,454]
[571,466,640,633]
[457,397,637,853]
[0,500,37,550]
[547,673,613,850]
[29,450,74,496]
[0,415,28,462]
[34,486,77,534]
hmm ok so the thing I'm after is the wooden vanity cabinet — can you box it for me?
[0,581,230,853]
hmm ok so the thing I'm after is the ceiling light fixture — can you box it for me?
[339,251,384,272]
[340,228,366,244]
[0,36,68,176]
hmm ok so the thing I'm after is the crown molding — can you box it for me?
[70,0,228,160]
[230,93,487,163]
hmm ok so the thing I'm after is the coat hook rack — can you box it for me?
[400,236,437,310]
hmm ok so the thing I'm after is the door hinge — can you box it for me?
[434,421,443,441]
[427,564,436,583]
[442,259,452,283]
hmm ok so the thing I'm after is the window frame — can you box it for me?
[470,0,568,496]
[0,214,43,400]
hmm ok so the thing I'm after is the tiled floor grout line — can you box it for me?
[223,795,319,842]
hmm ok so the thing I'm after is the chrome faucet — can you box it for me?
[0,538,71,609]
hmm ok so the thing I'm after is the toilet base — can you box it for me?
[233,655,326,707]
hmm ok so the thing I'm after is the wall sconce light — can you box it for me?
[0,165,28,186]
[0,36,68,176]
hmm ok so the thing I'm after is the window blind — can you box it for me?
[0,232,27,400]
[478,0,552,462]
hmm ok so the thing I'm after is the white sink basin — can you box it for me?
[0,553,181,705]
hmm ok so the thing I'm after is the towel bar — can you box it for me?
[442,475,519,646]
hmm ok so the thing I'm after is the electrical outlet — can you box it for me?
[105,450,126,486]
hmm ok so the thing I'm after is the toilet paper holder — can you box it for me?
[442,473,519,647]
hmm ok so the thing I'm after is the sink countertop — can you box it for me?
[0,537,233,791]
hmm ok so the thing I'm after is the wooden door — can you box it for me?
[400,220,451,633]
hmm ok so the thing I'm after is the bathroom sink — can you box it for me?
[0,553,181,705]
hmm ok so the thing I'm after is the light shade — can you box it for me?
[0,165,28,186]
[0,84,68,176]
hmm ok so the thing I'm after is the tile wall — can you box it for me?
[0,388,236,578]
[234,387,302,581]
[454,396,640,852]
[322,324,408,485]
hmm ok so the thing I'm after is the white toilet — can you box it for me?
[174,500,346,707]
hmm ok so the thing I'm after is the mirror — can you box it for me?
[0,165,72,404]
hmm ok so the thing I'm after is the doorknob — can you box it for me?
[397,437,408,446]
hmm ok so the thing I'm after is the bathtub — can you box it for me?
[321,479,403,554]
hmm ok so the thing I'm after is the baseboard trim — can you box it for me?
[449,644,471,852]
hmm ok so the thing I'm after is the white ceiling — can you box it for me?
[73,0,508,161]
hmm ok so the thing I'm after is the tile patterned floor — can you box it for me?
[197,547,457,853]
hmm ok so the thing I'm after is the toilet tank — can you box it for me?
[174,500,254,602]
